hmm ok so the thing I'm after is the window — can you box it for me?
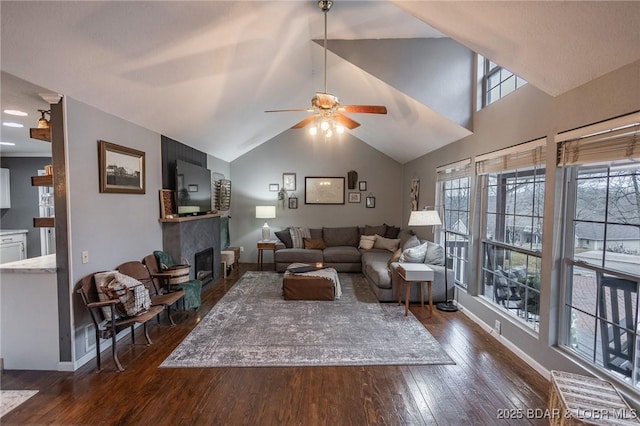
[559,120,640,388]
[477,139,546,331]
[478,55,527,109]
[437,159,472,290]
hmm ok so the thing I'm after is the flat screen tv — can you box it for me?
[175,160,212,216]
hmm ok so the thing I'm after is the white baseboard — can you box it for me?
[458,302,550,380]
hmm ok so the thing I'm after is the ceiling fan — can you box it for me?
[265,0,387,136]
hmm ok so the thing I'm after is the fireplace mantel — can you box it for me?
[159,212,220,223]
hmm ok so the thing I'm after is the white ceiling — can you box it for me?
[2,1,639,163]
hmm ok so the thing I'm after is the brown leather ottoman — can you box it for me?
[282,272,336,301]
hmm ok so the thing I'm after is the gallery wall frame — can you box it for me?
[98,140,145,194]
[366,194,376,208]
[305,177,345,205]
[283,173,296,191]
[269,183,279,192]
[288,194,298,209]
[348,192,361,203]
[359,181,367,191]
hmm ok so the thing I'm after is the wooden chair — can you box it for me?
[143,253,202,311]
[597,272,638,379]
[117,261,186,326]
[76,273,164,372]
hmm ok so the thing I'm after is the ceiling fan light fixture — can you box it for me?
[309,126,318,136]
[320,120,330,131]
[336,124,345,134]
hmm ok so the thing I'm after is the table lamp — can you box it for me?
[256,205,276,241]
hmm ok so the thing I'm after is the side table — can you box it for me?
[257,240,278,270]
[397,263,434,316]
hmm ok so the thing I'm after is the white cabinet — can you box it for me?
[0,168,10,208]
[0,231,27,263]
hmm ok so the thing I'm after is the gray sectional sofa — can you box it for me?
[273,225,455,303]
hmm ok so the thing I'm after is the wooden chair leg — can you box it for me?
[111,328,124,372]
[130,325,136,345]
[95,330,102,371]
[167,305,176,326]
[143,323,153,345]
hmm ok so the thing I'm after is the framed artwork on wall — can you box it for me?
[288,194,298,209]
[283,173,296,191]
[269,183,279,192]
[359,181,367,191]
[366,194,376,208]
[98,140,145,194]
[305,177,345,204]
[348,192,361,203]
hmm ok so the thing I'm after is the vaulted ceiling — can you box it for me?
[1,1,639,163]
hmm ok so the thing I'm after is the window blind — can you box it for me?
[436,158,471,181]
[557,124,639,166]
[475,138,546,175]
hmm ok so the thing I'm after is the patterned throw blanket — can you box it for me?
[286,263,342,299]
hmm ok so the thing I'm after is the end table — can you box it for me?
[397,263,434,316]
[257,240,278,270]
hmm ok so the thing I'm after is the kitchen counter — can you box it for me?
[0,254,56,273]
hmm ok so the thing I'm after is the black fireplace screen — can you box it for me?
[194,247,214,285]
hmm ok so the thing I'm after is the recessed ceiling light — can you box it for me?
[0,142,16,146]
[3,109,28,116]
[2,122,24,128]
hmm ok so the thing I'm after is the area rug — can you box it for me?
[161,271,454,368]
[1,390,38,417]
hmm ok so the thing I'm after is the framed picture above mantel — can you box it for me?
[98,140,146,194]
[305,177,345,205]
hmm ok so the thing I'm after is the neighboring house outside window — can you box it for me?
[477,54,527,109]
[558,120,640,389]
[476,139,547,332]
[436,159,472,290]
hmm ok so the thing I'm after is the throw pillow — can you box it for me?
[387,248,402,268]
[358,235,376,250]
[363,224,387,236]
[399,241,429,263]
[402,235,420,250]
[373,234,401,252]
[424,241,445,265]
[304,238,327,249]
[384,224,401,239]
[274,228,293,248]
[290,227,311,249]
[397,229,416,249]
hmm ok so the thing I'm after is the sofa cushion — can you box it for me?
[274,228,293,248]
[362,250,393,289]
[358,235,376,249]
[290,227,311,248]
[274,248,323,263]
[323,226,359,247]
[384,224,401,239]
[364,224,386,236]
[373,235,400,252]
[424,241,445,265]
[403,235,420,250]
[399,241,428,263]
[397,229,416,249]
[304,238,326,249]
[323,246,361,263]
[310,228,323,239]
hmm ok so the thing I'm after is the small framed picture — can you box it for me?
[283,173,296,191]
[188,184,198,192]
[288,195,298,209]
[366,195,376,208]
[348,192,361,203]
[359,181,367,191]
[269,183,279,192]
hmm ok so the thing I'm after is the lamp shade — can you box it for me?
[408,210,441,227]
[255,205,276,219]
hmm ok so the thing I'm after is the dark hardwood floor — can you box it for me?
[1,264,550,425]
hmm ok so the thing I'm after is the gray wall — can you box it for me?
[65,97,164,361]
[403,59,640,386]
[0,156,52,257]
[230,130,403,263]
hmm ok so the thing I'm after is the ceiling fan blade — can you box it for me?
[265,108,312,113]
[340,105,388,114]
[291,115,318,129]
[334,113,360,130]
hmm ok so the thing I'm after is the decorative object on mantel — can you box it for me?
[256,205,276,241]
[98,140,145,194]
[366,193,375,208]
[410,177,420,211]
[159,189,175,219]
[214,177,231,211]
[288,193,298,209]
[347,170,358,189]
[359,181,367,191]
[269,183,279,192]
[282,173,296,191]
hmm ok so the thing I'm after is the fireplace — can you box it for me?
[195,247,214,285]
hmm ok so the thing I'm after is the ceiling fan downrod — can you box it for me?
[318,0,333,94]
